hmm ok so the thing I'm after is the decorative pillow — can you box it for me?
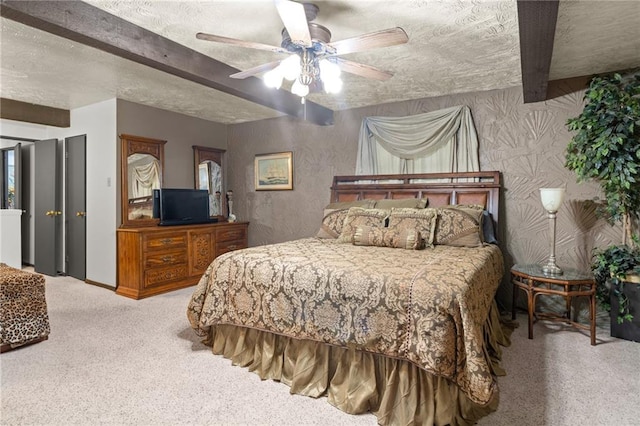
[353,225,421,250]
[433,206,485,247]
[374,198,428,210]
[316,199,376,239]
[387,208,438,248]
[482,210,498,244]
[455,204,485,210]
[337,207,389,243]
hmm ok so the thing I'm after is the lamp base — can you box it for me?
[542,262,563,275]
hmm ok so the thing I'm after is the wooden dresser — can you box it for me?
[116,221,248,299]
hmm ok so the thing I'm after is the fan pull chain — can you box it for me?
[302,97,306,121]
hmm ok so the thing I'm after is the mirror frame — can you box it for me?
[193,145,226,220]
[120,134,166,228]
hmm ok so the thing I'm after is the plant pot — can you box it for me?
[610,277,640,342]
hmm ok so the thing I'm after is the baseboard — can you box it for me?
[84,279,116,291]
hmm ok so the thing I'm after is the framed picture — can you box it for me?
[255,151,293,190]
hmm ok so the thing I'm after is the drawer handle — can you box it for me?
[161,238,173,245]
[226,244,238,250]
[162,256,173,263]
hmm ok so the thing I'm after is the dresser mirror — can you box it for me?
[120,134,166,227]
[193,146,226,219]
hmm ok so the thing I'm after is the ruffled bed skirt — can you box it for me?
[204,301,512,426]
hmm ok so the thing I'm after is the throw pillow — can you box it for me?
[353,225,421,250]
[316,199,377,239]
[387,207,438,248]
[375,198,428,210]
[433,206,484,247]
[337,207,389,243]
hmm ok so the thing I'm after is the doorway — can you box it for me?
[0,142,21,209]
[31,135,87,278]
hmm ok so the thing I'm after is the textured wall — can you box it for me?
[227,78,620,308]
[116,99,228,227]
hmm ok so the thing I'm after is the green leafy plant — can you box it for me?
[592,243,640,323]
[565,71,640,323]
[565,72,640,244]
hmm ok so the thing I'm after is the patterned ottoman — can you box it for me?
[0,263,50,352]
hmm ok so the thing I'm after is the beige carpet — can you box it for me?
[1,273,639,425]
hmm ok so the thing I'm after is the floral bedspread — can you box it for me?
[187,237,503,405]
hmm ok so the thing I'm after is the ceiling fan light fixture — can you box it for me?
[291,79,310,97]
[197,1,409,105]
[263,68,283,89]
[280,54,301,81]
[319,59,340,80]
[323,76,343,94]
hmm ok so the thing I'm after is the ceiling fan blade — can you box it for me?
[329,27,409,56]
[230,60,283,79]
[196,32,289,54]
[335,58,393,81]
[275,0,312,47]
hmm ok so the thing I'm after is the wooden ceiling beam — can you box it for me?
[516,0,560,103]
[0,0,334,126]
[0,98,70,127]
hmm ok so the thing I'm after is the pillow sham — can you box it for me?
[316,199,377,239]
[387,207,437,248]
[325,199,377,210]
[337,207,389,243]
[433,206,484,247]
[455,204,485,210]
[353,225,421,250]
[374,198,428,210]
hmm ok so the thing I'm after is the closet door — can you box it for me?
[66,135,86,280]
[34,138,59,276]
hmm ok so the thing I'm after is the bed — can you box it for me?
[187,171,511,425]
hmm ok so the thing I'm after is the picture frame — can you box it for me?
[255,151,293,191]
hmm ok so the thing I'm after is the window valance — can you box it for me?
[356,105,480,175]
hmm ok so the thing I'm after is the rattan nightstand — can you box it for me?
[511,264,597,345]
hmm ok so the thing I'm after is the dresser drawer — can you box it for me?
[144,250,188,269]
[144,233,187,251]
[144,265,188,288]
[216,239,246,256]
[216,226,247,243]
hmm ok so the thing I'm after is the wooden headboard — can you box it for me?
[330,171,501,225]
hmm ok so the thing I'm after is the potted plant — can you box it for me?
[565,71,640,341]
[591,244,640,340]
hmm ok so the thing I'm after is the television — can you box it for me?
[153,188,218,226]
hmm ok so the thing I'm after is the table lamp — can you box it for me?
[540,187,565,275]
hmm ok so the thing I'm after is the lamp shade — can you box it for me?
[539,188,565,212]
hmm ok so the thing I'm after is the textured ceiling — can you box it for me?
[1,0,639,125]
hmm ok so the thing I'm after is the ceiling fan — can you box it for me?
[196,0,409,99]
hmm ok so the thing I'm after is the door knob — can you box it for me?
[45,210,54,216]
[76,211,86,217]
[55,211,62,216]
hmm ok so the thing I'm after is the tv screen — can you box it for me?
[153,188,218,226]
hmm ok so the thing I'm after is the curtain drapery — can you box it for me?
[131,159,160,198]
[356,105,480,175]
